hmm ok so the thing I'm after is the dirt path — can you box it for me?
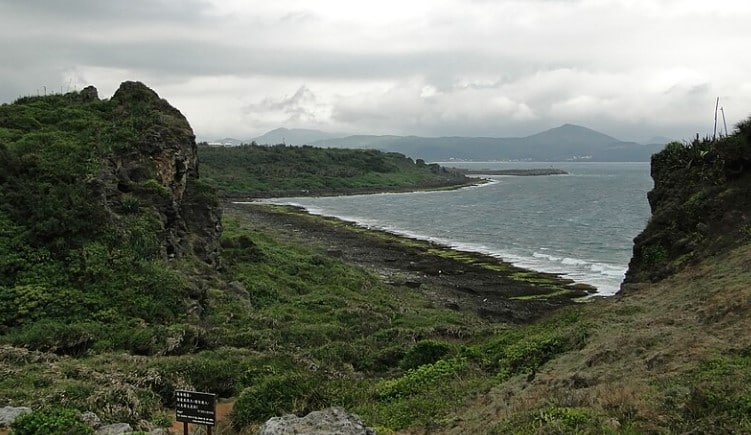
[225,202,591,323]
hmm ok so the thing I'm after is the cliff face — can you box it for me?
[0,81,222,328]
[105,81,222,266]
[623,120,751,287]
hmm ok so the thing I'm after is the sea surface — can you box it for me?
[257,162,653,295]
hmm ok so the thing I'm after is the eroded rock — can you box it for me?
[0,406,32,427]
[259,407,375,435]
[81,411,102,429]
[95,422,132,435]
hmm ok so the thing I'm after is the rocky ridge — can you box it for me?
[259,407,375,435]
[623,122,751,287]
[104,81,222,267]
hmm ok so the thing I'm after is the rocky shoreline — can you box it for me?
[225,202,595,323]
[450,167,568,176]
[220,178,484,201]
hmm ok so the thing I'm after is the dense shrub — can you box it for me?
[378,358,468,399]
[2,320,97,356]
[399,340,454,370]
[11,407,94,435]
[230,372,327,429]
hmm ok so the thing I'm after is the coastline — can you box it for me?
[218,177,488,201]
[453,168,568,176]
[225,201,596,323]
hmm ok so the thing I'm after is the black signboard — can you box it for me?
[175,390,216,426]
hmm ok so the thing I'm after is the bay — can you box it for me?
[258,162,653,295]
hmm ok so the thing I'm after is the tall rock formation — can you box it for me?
[105,81,222,266]
[623,121,751,288]
[0,81,223,338]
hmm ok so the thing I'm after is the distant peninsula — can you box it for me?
[454,168,568,176]
[197,143,477,198]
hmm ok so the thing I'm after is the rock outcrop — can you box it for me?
[94,422,132,435]
[623,121,751,287]
[0,406,31,428]
[104,81,222,267]
[259,407,375,435]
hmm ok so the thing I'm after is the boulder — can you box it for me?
[79,85,100,102]
[81,411,102,429]
[227,280,250,299]
[0,406,32,427]
[259,407,375,435]
[95,422,132,435]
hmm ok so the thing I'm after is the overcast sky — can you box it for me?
[1,0,750,142]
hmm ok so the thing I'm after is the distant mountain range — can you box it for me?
[219,124,669,162]
[253,127,345,146]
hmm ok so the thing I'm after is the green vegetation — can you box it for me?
[198,143,472,195]
[0,208,588,432]
[672,354,751,432]
[11,408,94,435]
[0,91,193,347]
[0,84,577,432]
[4,87,751,434]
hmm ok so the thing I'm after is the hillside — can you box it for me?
[0,83,589,434]
[3,83,751,434]
[197,143,474,197]
[309,124,663,162]
[423,119,751,434]
[433,241,751,434]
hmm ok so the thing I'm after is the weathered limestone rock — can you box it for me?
[0,406,32,427]
[227,280,250,299]
[105,81,222,267]
[79,85,100,102]
[81,410,102,429]
[95,422,132,435]
[259,407,375,435]
[622,128,751,288]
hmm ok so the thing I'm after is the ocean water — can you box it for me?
[256,162,653,295]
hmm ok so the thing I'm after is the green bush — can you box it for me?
[86,384,160,424]
[495,333,565,380]
[230,372,326,430]
[641,244,668,269]
[378,358,468,399]
[11,407,94,435]
[399,340,453,370]
[2,320,97,356]
[535,406,593,429]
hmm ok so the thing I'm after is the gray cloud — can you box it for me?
[243,85,325,125]
[1,0,212,24]
[1,0,749,142]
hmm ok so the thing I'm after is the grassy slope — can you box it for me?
[422,126,751,434]
[426,231,751,434]
[5,90,750,433]
[4,178,750,434]
[0,206,587,434]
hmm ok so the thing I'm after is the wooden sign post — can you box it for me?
[175,390,217,435]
